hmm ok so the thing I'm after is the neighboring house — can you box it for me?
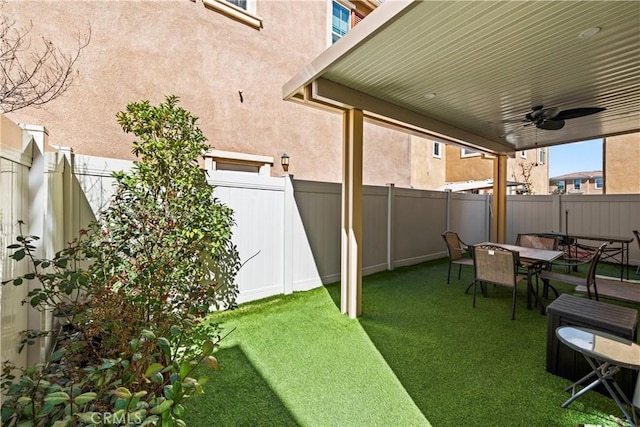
[604,133,640,194]
[426,145,549,194]
[549,171,604,195]
[545,132,639,195]
[4,0,548,192]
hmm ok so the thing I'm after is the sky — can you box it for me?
[548,138,603,178]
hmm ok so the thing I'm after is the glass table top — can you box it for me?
[556,326,640,370]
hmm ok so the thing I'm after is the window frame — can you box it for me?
[330,0,351,44]
[432,141,442,158]
[203,0,262,29]
[222,0,256,14]
[461,148,480,158]
[594,177,604,189]
[538,148,546,165]
[556,180,565,192]
[520,150,527,159]
[573,179,582,190]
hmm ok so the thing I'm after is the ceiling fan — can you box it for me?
[518,105,607,131]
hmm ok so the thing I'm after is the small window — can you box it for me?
[573,179,582,190]
[432,141,441,158]
[461,148,480,158]
[204,0,261,28]
[595,177,603,189]
[226,0,246,8]
[520,150,527,159]
[538,149,546,165]
[556,180,565,192]
[332,1,350,43]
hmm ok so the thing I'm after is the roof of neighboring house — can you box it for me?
[437,179,522,192]
[549,171,603,181]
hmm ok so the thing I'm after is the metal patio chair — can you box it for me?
[442,230,473,284]
[472,244,527,320]
[539,243,608,301]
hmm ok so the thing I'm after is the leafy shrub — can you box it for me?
[1,96,240,426]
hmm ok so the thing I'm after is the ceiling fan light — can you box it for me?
[578,26,601,39]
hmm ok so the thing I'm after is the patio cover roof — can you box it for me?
[282,1,640,318]
[283,1,640,154]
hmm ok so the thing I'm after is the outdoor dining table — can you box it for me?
[541,232,633,280]
[556,326,640,427]
[477,242,564,313]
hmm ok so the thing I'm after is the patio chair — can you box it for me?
[634,230,640,275]
[441,230,473,284]
[516,234,559,251]
[472,244,527,320]
[539,243,608,301]
[515,233,559,299]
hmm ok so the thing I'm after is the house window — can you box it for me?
[226,0,246,8]
[461,148,480,158]
[556,180,565,192]
[573,179,582,190]
[332,1,350,43]
[538,148,546,165]
[595,177,603,189]
[432,141,441,158]
[520,150,527,159]
[204,0,261,28]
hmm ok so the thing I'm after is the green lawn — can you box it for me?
[183,259,638,426]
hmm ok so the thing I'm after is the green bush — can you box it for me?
[1,96,240,426]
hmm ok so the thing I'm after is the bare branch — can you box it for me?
[0,4,90,113]
[511,161,537,195]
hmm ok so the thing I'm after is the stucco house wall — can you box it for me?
[604,133,640,194]
[409,136,446,189]
[4,0,413,187]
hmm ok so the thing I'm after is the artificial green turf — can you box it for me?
[183,290,429,427]
[183,259,638,427]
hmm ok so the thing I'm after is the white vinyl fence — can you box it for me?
[2,119,640,367]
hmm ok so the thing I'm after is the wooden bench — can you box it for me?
[575,275,640,304]
[546,293,639,397]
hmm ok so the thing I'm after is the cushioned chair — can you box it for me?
[472,244,526,320]
[516,234,559,251]
[441,230,473,284]
[539,243,608,301]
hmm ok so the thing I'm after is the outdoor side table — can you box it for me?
[546,294,638,397]
[556,326,640,427]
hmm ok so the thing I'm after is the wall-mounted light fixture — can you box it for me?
[281,153,290,172]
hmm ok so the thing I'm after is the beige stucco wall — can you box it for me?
[409,136,446,189]
[4,1,411,187]
[510,149,549,195]
[0,115,23,152]
[605,133,640,194]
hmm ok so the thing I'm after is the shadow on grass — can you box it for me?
[325,258,631,427]
[182,345,298,427]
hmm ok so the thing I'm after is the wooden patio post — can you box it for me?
[341,108,363,318]
[492,154,507,243]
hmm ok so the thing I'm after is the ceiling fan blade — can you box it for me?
[537,119,565,130]
[542,107,561,119]
[555,107,606,120]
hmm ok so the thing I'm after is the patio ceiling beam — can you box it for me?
[311,78,515,155]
